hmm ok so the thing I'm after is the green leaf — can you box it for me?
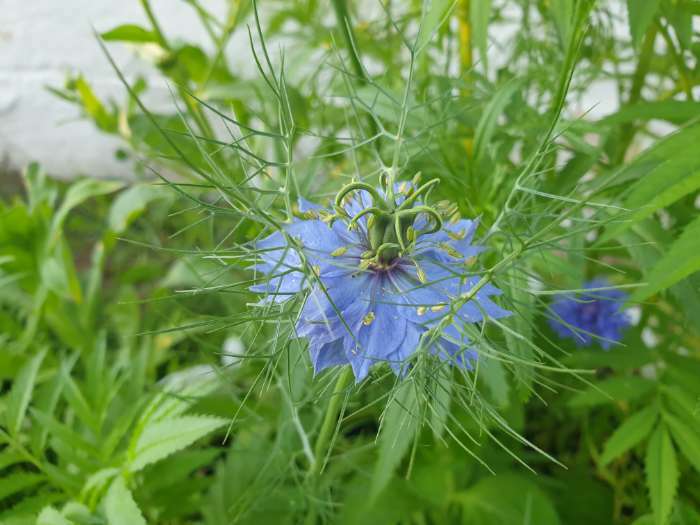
[415,0,455,52]
[470,0,492,71]
[101,24,158,44]
[645,424,678,525]
[457,474,561,525]
[550,0,574,45]
[664,411,700,472]
[108,184,169,234]
[626,0,661,48]
[128,415,226,472]
[569,376,655,408]
[504,270,535,401]
[50,178,122,247]
[601,405,658,465]
[600,100,700,126]
[480,357,509,408]
[4,349,46,436]
[601,164,700,244]
[0,472,44,501]
[104,477,147,525]
[630,215,700,302]
[370,381,419,501]
[37,507,73,525]
[73,77,118,133]
[473,78,522,167]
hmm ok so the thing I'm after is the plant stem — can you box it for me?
[304,366,353,524]
[309,367,353,479]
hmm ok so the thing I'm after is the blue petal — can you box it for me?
[309,338,349,374]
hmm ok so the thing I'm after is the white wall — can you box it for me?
[0,0,227,179]
[1,1,625,180]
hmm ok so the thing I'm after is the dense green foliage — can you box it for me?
[2,1,700,524]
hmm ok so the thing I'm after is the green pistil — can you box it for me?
[333,176,447,267]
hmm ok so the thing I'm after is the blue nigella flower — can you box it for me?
[548,279,630,350]
[251,178,511,382]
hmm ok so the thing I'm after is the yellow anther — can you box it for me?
[447,228,466,241]
[431,304,446,312]
[311,265,321,277]
[331,246,348,257]
[362,312,376,326]
[439,242,462,258]
[416,306,427,316]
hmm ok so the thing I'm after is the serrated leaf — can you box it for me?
[645,424,678,525]
[664,412,700,472]
[5,349,46,436]
[128,415,226,472]
[370,381,419,501]
[626,0,661,49]
[101,24,158,43]
[104,477,146,525]
[37,507,73,525]
[601,405,658,465]
[631,215,700,302]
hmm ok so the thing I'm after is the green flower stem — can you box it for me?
[309,366,353,479]
[304,367,353,524]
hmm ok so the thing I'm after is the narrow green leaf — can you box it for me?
[0,472,44,501]
[645,424,678,525]
[108,184,170,234]
[50,178,122,247]
[415,0,455,52]
[601,405,658,465]
[101,24,158,43]
[631,215,700,302]
[473,78,522,166]
[664,411,700,472]
[550,0,574,45]
[600,101,700,126]
[601,164,700,243]
[104,477,147,525]
[5,349,46,436]
[626,0,661,48]
[370,381,419,501]
[128,415,226,472]
[470,0,492,71]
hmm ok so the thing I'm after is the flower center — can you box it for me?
[332,172,447,268]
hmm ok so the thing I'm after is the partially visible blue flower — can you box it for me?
[549,279,630,350]
[251,181,511,382]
